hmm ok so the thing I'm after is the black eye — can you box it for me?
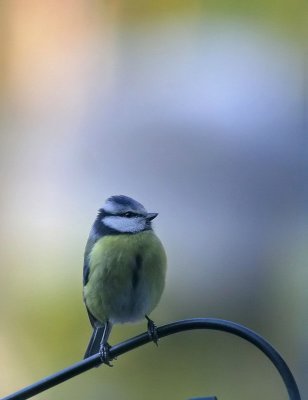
[123,211,135,218]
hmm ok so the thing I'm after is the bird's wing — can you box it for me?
[85,303,99,328]
[83,228,99,286]
[83,228,100,326]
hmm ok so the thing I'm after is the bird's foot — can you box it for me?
[145,315,159,346]
[99,342,113,367]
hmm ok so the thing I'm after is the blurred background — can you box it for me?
[0,1,307,399]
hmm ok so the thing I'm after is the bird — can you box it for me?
[83,195,167,364]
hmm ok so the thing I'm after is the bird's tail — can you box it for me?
[84,322,112,359]
[84,327,105,359]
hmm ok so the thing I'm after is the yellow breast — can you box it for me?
[83,230,167,324]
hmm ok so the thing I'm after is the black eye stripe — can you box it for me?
[122,211,137,218]
[99,209,142,218]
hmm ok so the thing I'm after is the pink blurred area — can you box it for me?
[0,1,307,399]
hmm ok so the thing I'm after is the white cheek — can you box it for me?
[103,216,146,233]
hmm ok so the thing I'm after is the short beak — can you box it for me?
[146,212,158,221]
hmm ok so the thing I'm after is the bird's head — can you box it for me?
[97,195,158,234]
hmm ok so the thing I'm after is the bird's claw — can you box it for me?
[146,315,159,346]
[99,342,113,367]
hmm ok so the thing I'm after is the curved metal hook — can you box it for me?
[1,318,301,400]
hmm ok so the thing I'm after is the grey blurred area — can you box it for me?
[0,2,307,399]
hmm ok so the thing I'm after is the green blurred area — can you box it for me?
[114,0,307,35]
[0,1,307,399]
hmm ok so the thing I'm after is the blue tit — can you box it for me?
[83,195,167,362]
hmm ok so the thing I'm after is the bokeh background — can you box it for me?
[0,1,307,399]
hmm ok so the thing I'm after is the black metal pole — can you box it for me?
[1,318,301,400]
